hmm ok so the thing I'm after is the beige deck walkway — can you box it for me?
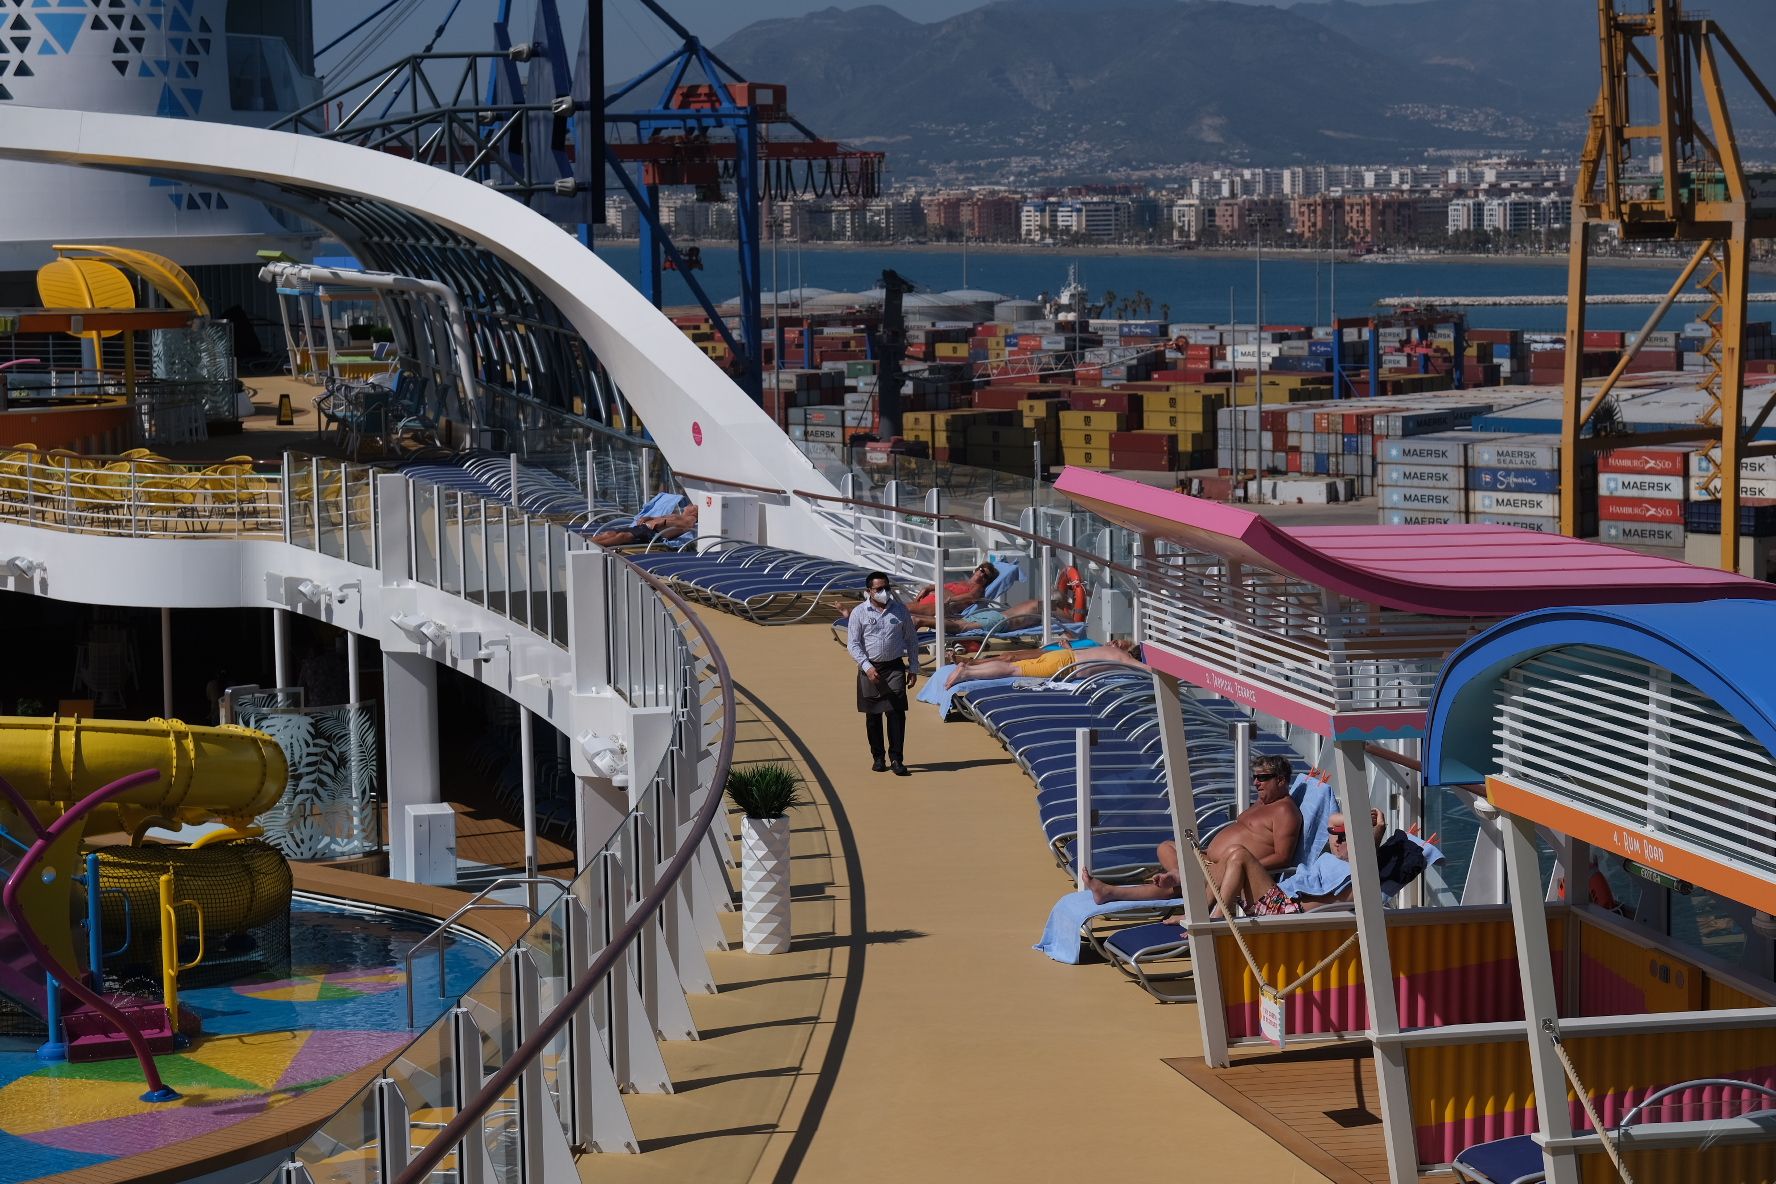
[692,615,1330,1184]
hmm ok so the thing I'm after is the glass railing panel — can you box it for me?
[548,528,570,648]
[518,904,573,1133]
[412,481,440,588]
[440,490,464,597]
[344,464,377,566]
[509,517,530,629]
[527,520,551,640]
[314,460,346,561]
[462,498,488,608]
[294,1080,381,1184]
[459,960,520,1184]
[284,460,316,551]
[486,507,510,617]
[390,1015,457,1164]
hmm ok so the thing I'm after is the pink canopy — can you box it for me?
[1056,468,1776,617]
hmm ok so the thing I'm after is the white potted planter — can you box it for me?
[727,763,804,955]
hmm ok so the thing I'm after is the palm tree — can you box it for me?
[1160,302,1172,325]
[1102,289,1117,314]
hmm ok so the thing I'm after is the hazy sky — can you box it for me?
[311,0,1380,81]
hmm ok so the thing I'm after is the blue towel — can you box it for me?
[632,491,688,521]
[1279,851,1352,898]
[1292,775,1337,866]
[981,556,1023,601]
[1035,890,1187,964]
[917,664,1027,715]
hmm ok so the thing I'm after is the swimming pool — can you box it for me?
[0,896,499,1183]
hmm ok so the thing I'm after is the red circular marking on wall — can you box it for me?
[691,421,704,446]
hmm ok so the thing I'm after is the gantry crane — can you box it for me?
[1561,0,1776,572]
[277,0,884,406]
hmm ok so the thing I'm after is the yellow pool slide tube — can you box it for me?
[0,715,289,993]
[0,715,287,822]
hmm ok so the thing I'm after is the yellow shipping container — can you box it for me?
[1062,429,1116,452]
[903,412,935,433]
[934,342,970,359]
[1143,409,1215,433]
[1067,448,1113,470]
[1143,392,1225,415]
[1058,410,1127,431]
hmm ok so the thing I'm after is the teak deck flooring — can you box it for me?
[1165,1044,1436,1184]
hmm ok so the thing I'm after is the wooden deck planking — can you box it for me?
[1163,1044,1435,1184]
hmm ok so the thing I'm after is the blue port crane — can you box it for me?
[279,0,884,406]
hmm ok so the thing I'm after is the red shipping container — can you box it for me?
[1108,431,1176,456]
[1075,367,1104,385]
[1598,497,1685,524]
[1108,449,1174,472]
[1584,331,1626,349]
[1599,446,1690,477]
[972,389,1028,410]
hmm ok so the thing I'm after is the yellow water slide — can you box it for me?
[0,716,289,983]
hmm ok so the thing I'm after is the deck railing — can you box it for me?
[0,447,284,538]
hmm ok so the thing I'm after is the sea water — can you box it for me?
[595,242,1776,334]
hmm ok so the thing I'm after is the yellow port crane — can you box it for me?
[1561,0,1776,572]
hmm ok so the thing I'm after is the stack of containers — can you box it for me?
[1059,391,1137,470]
[1219,395,1503,495]
[1684,451,1776,542]
[1597,445,1692,549]
[787,405,872,464]
[1467,435,1594,534]
[1375,431,1476,525]
[900,409,1016,464]
[1468,328,1523,384]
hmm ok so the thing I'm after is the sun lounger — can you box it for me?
[628,541,877,623]
[1450,1135,1544,1183]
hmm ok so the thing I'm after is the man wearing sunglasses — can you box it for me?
[1086,753,1300,905]
[1212,808,1431,916]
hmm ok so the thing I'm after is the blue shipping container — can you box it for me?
[1343,434,1360,454]
[1472,466,1559,493]
[1308,340,1334,357]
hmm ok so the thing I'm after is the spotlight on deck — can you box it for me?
[577,731,628,785]
[294,579,329,605]
[4,556,44,578]
[390,612,450,649]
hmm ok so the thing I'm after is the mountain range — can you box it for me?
[710,0,1776,176]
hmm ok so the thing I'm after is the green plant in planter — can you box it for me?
[726,763,806,820]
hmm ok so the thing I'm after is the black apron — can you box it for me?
[856,658,908,714]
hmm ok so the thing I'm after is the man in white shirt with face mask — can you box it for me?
[845,570,920,776]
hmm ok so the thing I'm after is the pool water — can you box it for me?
[0,897,498,1183]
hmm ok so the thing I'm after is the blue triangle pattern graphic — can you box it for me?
[180,85,199,111]
[36,10,78,50]
[167,7,186,32]
[155,82,179,116]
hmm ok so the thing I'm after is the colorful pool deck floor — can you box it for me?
[0,901,497,1184]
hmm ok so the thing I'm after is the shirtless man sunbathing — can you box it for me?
[1083,754,1301,905]
[942,637,1144,688]
[590,504,698,548]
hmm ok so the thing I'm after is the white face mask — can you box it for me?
[870,590,890,605]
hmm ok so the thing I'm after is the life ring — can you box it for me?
[1055,565,1088,623]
